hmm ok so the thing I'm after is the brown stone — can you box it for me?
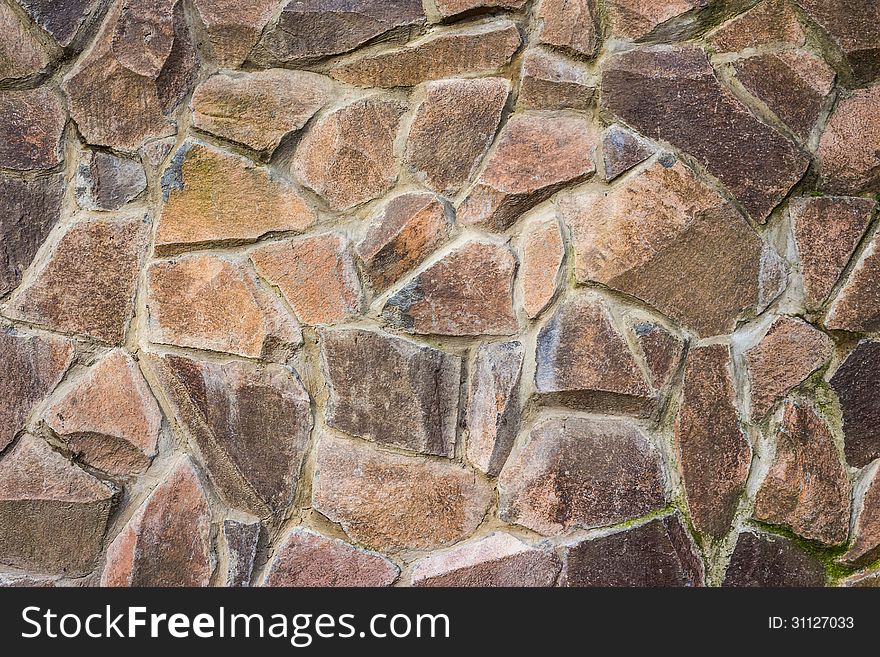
[263,528,399,587]
[0,435,113,575]
[708,0,805,52]
[829,342,880,468]
[223,519,261,587]
[602,46,809,222]
[722,531,826,586]
[0,3,50,79]
[192,0,278,67]
[601,124,654,181]
[519,49,593,111]
[331,20,521,87]
[75,151,147,211]
[254,0,424,65]
[816,87,880,194]
[536,0,598,57]
[139,136,176,168]
[405,77,509,194]
[458,114,597,231]
[627,317,684,390]
[560,515,704,586]
[844,464,880,565]
[744,317,834,420]
[435,0,527,17]
[520,215,564,319]
[467,341,524,475]
[825,231,880,332]
[559,159,781,336]
[843,570,880,587]
[44,350,161,476]
[8,217,149,344]
[0,330,73,452]
[312,434,492,552]
[412,533,561,587]
[102,457,213,586]
[791,196,875,308]
[383,241,518,336]
[157,141,316,253]
[0,173,63,297]
[606,0,702,41]
[251,233,364,326]
[498,416,666,536]
[795,0,880,82]
[0,88,65,171]
[191,70,333,153]
[320,328,461,457]
[293,97,406,209]
[755,401,851,545]
[143,353,313,518]
[356,193,451,292]
[534,295,654,413]
[16,0,97,47]
[675,344,751,539]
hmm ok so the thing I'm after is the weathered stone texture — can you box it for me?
[0,88,65,171]
[825,230,880,332]
[519,49,593,111]
[723,532,826,587]
[795,0,880,82]
[601,124,654,181]
[844,463,880,565]
[192,0,278,67]
[76,152,147,211]
[223,519,261,587]
[607,0,703,41]
[816,87,880,194]
[829,342,880,468]
[0,3,50,79]
[708,0,805,52]
[434,0,527,18]
[520,216,565,319]
[536,0,599,57]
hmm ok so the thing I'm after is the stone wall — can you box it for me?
[1,0,879,587]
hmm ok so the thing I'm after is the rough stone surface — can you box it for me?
[0,3,50,79]
[519,49,593,111]
[76,152,147,211]
[816,87,880,194]
[520,216,565,319]
[312,434,493,552]
[498,417,666,536]
[383,241,518,336]
[844,463,880,565]
[843,570,880,587]
[412,533,560,587]
[825,230,880,332]
[320,328,461,457]
[627,318,684,390]
[795,0,880,83]
[434,0,527,18]
[722,532,826,587]
[192,0,278,67]
[0,435,113,576]
[829,342,880,468]
[536,0,598,57]
[404,77,509,194]
[16,0,97,46]
[560,515,704,586]
[606,0,702,41]
[263,528,399,587]
[708,0,805,52]
[223,519,261,587]
[0,88,65,171]
[675,344,751,539]
[601,124,654,180]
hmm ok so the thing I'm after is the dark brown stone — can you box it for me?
[16,0,98,46]
[75,151,146,211]
[825,230,880,332]
[722,532,826,586]
[519,49,593,111]
[829,341,880,468]
[0,88,65,171]
[601,124,654,180]
[795,0,880,83]
[223,519,261,587]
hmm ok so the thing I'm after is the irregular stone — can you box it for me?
[254,0,424,65]
[139,137,176,167]
[560,515,704,586]
[383,241,518,336]
[458,114,596,231]
[627,320,682,391]
[519,49,593,111]
[192,0,278,67]
[157,141,315,252]
[7,217,149,344]
[560,160,779,336]
[602,46,809,222]
[102,458,212,586]
[435,0,527,17]
[412,533,560,587]
[320,328,461,457]
[536,0,598,57]
[0,88,65,171]
[191,70,333,153]
[404,77,509,194]
[146,254,302,360]
[708,0,805,52]
[44,350,160,476]
[356,193,451,292]
[0,435,113,575]
[0,173,63,297]
[844,464,880,565]
[795,0,880,82]
[755,401,851,545]
[606,0,702,41]
[263,528,399,587]
[251,233,364,326]
[723,531,826,586]
[825,231,880,332]
[601,124,654,181]
[0,3,50,79]
[734,51,835,140]
[534,295,654,413]
[829,342,880,468]
[675,344,751,539]
[111,0,177,77]
[791,196,875,308]
[744,317,834,420]
[143,354,313,518]
[223,519,261,587]
[331,19,521,87]
[466,341,524,475]
[520,215,565,319]
[75,151,147,211]
[498,416,666,536]
[16,0,97,46]
[312,434,492,552]
[0,330,73,452]
[293,97,406,209]
[843,570,880,587]
[816,87,880,194]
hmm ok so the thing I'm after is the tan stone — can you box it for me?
[606,0,701,41]
[817,87,880,194]
[520,215,565,318]
[0,88,65,171]
[844,463,880,565]
[825,231,880,332]
[519,49,593,111]
[536,0,598,57]
[0,2,50,80]
[708,0,805,52]
[192,0,278,67]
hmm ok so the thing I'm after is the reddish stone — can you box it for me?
[536,0,599,57]
[412,533,560,587]
[223,519,261,587]
[0,3,50,79]
[76,151,146,211]
[843,463,880,565]
[192,0,278,67]
[795,0,880,82]
[825,231,880,332]
[263,528,399,587]
[708,0,805,52]
[817,87,880,194]
[383,241,518,336]
[498,416,666,536]
[829,342,880,468]
[312,434,492,552]
[520,215,565,319]
[519,49,593,111]
[434,0,527,18]
[601,124,654,180]
[16,0,98,47]
[606,0,702,41]
[627,316,684,390]
[722,532,826,586]
[0,88,65,171]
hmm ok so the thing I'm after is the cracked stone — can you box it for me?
[519,49,593,111]
[0,88,65,171]
[520,215,565,319]
[192,0,278,67]
[601,124,654,181]
[825,230,880,332]
[223,519,261,587]
[76,151,147,211]
[723,531,826,586]
[829,341,880,468]
[816,86,880,194]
